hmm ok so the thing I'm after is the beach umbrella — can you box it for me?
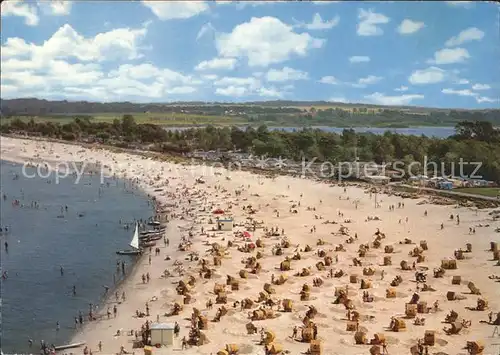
[243,231,252,238]
[213,209,224,214]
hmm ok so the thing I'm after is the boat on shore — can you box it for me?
[140,229,164,236]
[54,342,86,351]
[116,223,141,255]
[140,234,162,242]
[140,240,156,248]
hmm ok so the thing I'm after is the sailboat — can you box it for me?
[116,223,141,255]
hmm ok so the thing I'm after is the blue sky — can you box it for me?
[1,0,499,108]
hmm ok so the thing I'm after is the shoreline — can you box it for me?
[1,136,499,355]
[0,158,157,354]
[3,134,498,209]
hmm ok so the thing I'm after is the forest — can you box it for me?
[1,115,499,183]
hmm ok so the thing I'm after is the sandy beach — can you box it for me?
[1,136,499,355]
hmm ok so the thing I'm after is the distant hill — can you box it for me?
[1,98,497,116]
[1,98,499,128]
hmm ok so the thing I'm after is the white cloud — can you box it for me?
[349,56,370,63]
[441,87,497,104]
[357,9,389,36]
[395,86,408,92]
[445,27,484,47]
[1,24,148,64]
[318,76,339,85]
[195,58,237,71]
[38,1,72,15]
[397,19,424,35]
[355,75,383,87]
[365,92,424,106]
[328,97,349,103]
[167,86,197,94]
[202,74,218,81]
[476,96,498,104]
[298,13,340,30]
[216,16,324,67]
[142,1,209,20]
[256,87,284,98]
[451,89,478,97]
[66,63,198,101]
[472,83,491,91]
[212,75,289,98]
[441,88,478,97]
[446,1,473,7]
[214,76,261,89]
[312,1,339,4]
[50,1,72,15]
[108,64,196,84]
[216,1,274,9]
[215,86,247,97]
[456,79,469,85]
[196,22,216,41]
[266,67,308,82]
[408,67,446,85]
[0,24,200,101]
[427,47,470,65]
[1,0,39,26]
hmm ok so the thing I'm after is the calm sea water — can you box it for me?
[165,126,455,138]
[0,161,153,354]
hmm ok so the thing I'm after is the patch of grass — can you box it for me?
[455,187,500,197]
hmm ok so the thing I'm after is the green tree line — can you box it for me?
[1,116,499,183]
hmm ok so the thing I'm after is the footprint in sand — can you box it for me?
[329,306,346,314]
[331,326,351,335]
[384,335,400,345]
[222,328,250,337]
[238,344,257,354]
[435,338,448,347]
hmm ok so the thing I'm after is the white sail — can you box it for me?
[129,223,139,250]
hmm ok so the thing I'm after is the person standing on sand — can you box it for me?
[122,291,126,302]
[149,255,152,265]
[174,322,180,337]
[98,341,102,352]
[113,304,117,318]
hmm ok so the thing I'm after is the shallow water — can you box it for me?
[0,161,153,353]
